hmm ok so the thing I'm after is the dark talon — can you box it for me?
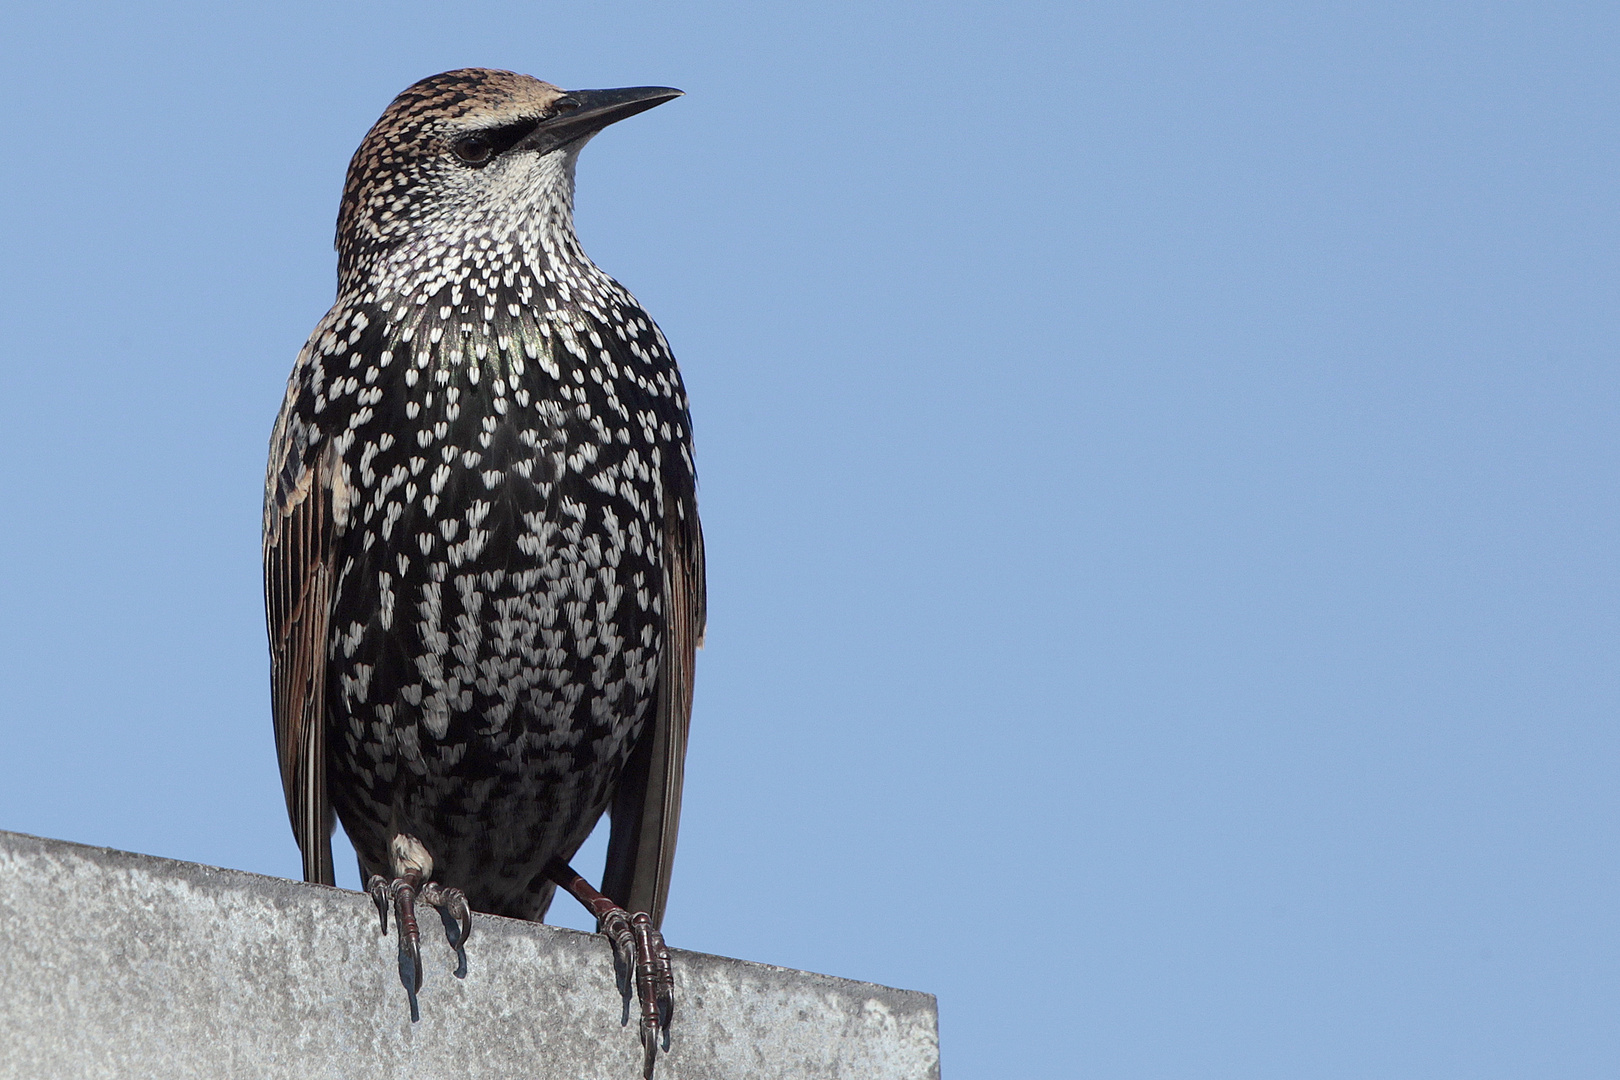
[640,1022,659,1080]
[432,905,468,978]
[547,859,677,1077]
[424,883,472,979]
[399,943,421,1022]
[365,845,471,1019]
[366,874,390,934]
[598,909,636,1023]
[391,874,426,1021]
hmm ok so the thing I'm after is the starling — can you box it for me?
[264,69,704,1076]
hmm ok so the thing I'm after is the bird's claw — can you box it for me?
[547,859,676,1077]
[599,907,638,1020]
[420,880,473,978]
[366,872,472,1021]
[598,907,674,1077]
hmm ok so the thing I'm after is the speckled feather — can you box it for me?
[265,69,704,925]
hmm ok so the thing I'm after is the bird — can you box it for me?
[263,69,703,1077]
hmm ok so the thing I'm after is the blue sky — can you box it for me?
[1,2,1616,1076]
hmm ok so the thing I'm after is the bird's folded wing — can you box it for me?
[604,498,706,928]
[265,436,338,886]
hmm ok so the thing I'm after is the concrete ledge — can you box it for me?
[0,830,938,1079]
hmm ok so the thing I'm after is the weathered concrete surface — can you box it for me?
[0,830,938,1080]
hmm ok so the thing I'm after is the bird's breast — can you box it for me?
[300,286,689,758]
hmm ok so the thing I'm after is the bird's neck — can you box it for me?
[339,151,594,307]
[326,149,648,395]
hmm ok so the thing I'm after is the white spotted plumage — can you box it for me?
[265,69,703,925]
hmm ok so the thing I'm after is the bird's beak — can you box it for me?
[522,86,683,154]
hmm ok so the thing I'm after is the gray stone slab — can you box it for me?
[0,830,938,1080]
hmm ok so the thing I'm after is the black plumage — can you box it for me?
[264,69,702,1071]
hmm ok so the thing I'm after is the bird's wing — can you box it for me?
[264,415,339,886]
[603,496,706,928]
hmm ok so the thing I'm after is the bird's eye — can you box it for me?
[552,96,581,114]
[453,134,494,165]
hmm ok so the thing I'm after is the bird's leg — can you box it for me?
[547,858,674,1079]
[365,833,472,1021]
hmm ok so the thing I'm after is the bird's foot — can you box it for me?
[549,860,674,1079]
[365,834,471,1021]
[600,907,674,1068]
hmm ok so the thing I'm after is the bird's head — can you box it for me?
[335,68,681,282]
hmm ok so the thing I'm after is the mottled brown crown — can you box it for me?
[335,69,573,276]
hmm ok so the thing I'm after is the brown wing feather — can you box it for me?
[264,441,337,886]
[604,500,705,927]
